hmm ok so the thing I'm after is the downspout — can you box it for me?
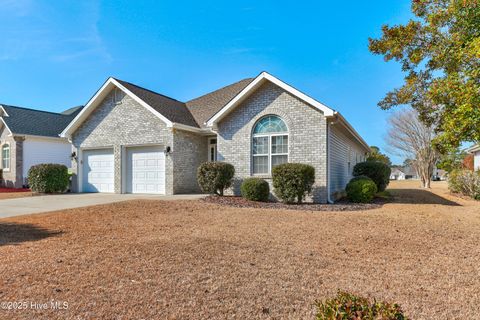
[326,118,334,204]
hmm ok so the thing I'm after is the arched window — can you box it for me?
[2,144,10,171]
[252,115,288,174]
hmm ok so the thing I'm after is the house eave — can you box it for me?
[327,112,370,153]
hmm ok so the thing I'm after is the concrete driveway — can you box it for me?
[0,193,206,219]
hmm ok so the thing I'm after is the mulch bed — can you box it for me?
[202,195,385,211]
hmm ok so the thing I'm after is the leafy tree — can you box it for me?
[436,147,467,172]
[369,0,480,152]
[366,146,392,166]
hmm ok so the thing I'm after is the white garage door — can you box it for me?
[127,146,165,194]
[82,149,115,193]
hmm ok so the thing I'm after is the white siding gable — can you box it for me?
[22,137,72,182]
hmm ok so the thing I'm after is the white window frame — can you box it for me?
[2,143,10,172]
[252,133,289,176]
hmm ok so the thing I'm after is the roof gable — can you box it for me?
[114,79,199,127]
[205,72,336,126]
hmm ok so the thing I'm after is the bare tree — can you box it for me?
[386,109,438,188]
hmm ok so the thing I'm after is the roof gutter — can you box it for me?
[171,123,214,135]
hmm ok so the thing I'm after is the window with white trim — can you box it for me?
[2,144,10,171]
[252,115,288,175]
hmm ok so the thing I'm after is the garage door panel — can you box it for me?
[127,146,165,194]
[82,149,114,193]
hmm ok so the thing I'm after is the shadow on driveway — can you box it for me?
[388,189,460,206]
[0,222,62,246]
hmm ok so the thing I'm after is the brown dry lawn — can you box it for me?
[1,180,480,319]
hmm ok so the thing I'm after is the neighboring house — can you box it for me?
[433,168,447,181]
[390,168,405,180]
[403,165,419,180]
[466,144,480,171]
[0,105,83,188]
[61,72,369,203]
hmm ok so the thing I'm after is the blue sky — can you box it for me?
[0,0,412,164]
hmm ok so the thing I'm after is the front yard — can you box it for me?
[1,180,479,319]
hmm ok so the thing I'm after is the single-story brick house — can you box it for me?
[61,72,369,203]
[0,104,83,188]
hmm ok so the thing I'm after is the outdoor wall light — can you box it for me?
[164,146,172,155]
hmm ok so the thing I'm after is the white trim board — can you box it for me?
[0,105,9,117]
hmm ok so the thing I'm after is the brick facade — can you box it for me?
[216,82,328,203]
[71,89,205,194]
[0,125,24,188]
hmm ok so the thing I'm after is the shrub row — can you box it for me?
[198,162,315,203]
[448,169,480,199]
[198,160,390,204]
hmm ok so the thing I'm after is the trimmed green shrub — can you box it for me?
[28,164,69,193]
[316,291,409,320]
[272,163,315,204]
[346,176,378,203]
[197,162,235,196]
[353,161,391,192]
[448,169,480,199]
[0,168,2,181]
[240,178,270,202]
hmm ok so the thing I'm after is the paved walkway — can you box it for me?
[0,193,206,219]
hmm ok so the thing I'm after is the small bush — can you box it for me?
[448,169,480,199]
[28,164,69,193]
[353,161,391,192]
[240,178,270,202]
[316,291,409,320]
[272,163,315,204]
[197,162,235,196]
[0,168,3,181]
[346,176,378,203]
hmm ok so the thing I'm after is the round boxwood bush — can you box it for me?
[272,163,315,204]
[197,162,235,196]
[353,161,391,192]
[28,164,69,193]
[316,291,409,320]
[240,178,270,202]
[346,176,378,203]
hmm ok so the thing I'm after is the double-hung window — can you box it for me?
[252,115,288,175]
[2,144,10,171]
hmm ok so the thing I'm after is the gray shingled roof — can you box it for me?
[186,78,254,127]
[115,79,200,127]
[113,77,254,128]
[1,104,83,137]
